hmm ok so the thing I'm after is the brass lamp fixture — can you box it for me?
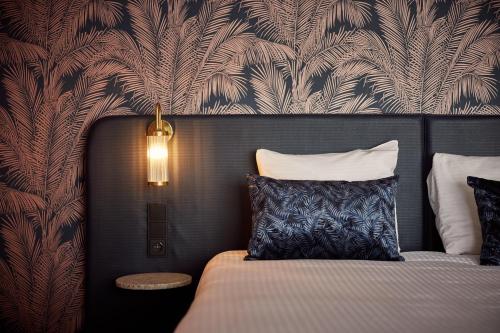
[147,103,173,186]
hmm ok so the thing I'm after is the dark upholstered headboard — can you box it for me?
[85,115,499,332]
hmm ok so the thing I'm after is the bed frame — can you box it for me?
[85,115,500,332]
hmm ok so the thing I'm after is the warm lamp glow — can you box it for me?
[147,135,168,185]
[147,104,173,186]
[148,138,168,160]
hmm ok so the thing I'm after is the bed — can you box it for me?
[176,251,500,333]
[86,115,500,332]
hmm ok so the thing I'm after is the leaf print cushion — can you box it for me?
[246,175,403,261]
[467,177,500,266]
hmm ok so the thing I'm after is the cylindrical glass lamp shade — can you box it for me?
[147,134,168,185]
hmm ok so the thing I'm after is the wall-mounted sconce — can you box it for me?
[147,103,173,186]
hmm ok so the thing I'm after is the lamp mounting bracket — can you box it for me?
[147,120,174,140]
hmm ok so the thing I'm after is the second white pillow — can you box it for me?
[427,153,500,254]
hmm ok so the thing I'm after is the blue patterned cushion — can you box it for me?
[467,176,500,266]
[246,175,403,261]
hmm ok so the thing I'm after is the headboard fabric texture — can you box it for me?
[86,115,499,331]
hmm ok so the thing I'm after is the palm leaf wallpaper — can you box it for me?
[0,0,498,332]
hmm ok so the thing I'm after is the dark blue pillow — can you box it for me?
[246,175,403,261]
[467,176,500,266]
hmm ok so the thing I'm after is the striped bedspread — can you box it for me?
[176,251,500,333]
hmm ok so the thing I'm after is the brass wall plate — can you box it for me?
[147,120,174,140]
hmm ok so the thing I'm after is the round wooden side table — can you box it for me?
[115,272,192,290]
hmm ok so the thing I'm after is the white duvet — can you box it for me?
[176,251,500,333]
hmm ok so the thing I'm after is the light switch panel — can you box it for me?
[147,203,167,257]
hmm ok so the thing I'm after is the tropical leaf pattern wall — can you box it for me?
[0,0,498,332]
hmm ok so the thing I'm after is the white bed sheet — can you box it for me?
[176,251,500,333]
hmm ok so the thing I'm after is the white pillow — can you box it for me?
[256,140,399,181]
[256,140,400,250]
[427,153,500,254]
